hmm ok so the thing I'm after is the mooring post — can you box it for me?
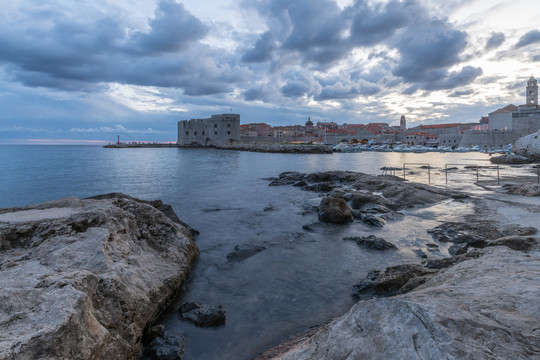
[403,163,406,180]
[497,165,500,185]
[445,164,448,184]
[476,166,479,183]
[428,165,431,184]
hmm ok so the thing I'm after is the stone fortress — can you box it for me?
[177,114,240,146]
[177,76,540,148]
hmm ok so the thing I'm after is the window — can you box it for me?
[227,131,231,135]
[214,131,217,135]
[202,131,205,136]
[194,131,197,135]
[215,124,217,128]
[227,124,231,127]
[186,131,189,136]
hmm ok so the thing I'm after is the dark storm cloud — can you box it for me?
[0,0,243,96]
[280,81,310,97]
[392,19,468,83]
[349,0,420,46]
[485,32,505,50]
[515,30,540,48]
[244,0,478,96]
[242,31,278,63]
[129,1,209,54]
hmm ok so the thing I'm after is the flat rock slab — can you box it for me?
[258,247,540,359]
[0,194,199,360]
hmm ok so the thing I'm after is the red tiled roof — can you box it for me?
[488,104,518,115]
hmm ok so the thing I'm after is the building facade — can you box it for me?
[177,114,240,146]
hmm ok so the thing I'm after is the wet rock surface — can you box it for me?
[179,302,226,327]
[343,235,397,250]
[0,194,199,360]
[146,332,184,360]
[258,246,540,360]
[318,193,353,224]
[502,183,540,196]
[489,154,534,164]
[268,171,464,212]
[358,213,386,227]
[352,264,436,300]
[427,221,537,254]
[226,244,267,262]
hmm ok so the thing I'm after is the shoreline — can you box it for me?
[103,142,334,154]
[256,171,540,359]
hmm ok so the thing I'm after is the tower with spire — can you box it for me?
[400,115,406,131]
[526,75,538,105]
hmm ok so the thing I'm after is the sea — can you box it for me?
[1,145,535,359]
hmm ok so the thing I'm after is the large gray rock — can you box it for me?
[257,247,540,359]
[0,195,199,360]
[515,130,540,160]
[318,194,353,224]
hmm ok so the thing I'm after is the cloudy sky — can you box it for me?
[0,0,539,144]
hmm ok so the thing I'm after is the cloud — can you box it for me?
[129,1,209,54]
[70,125,160,134]
[316,78,381,100]
[448,89,475,97]
[515,30,540,48]
[349,0,420,46]
[392,19,468,83]
[0,0,245,96]
[485,32,505,50]
[242,31,278,63]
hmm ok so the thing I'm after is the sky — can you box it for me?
[0,0,539,144]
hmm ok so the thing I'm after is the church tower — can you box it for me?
[400,115,406,131]
[526,75,538,105]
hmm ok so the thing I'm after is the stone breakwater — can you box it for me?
[260,170,540,359]
[0,193,199,360]
[218,143,333,154]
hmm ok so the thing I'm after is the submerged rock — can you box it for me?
[344,235,397,250]
[0,194,199,360]
[318,194,353,224]
[359,213,386,227]
[146,332,184,360]
[226,244,267,262]
[179,302,226,327]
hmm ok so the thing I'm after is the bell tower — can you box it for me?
[400,115,406,131]
[526,75,538,105]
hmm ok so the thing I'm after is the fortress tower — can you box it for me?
[526,75,538,105]
[400,115,406,131]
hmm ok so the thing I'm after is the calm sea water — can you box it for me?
[1,146,525,359]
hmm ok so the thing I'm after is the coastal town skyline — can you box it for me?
[0,0,539,144]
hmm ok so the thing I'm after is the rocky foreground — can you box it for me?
[0,194,199,359]
[260,170,540,359]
